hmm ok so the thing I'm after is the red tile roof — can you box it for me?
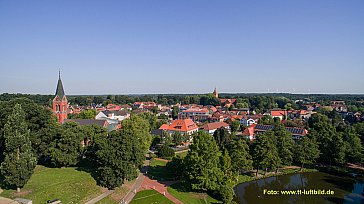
[201,122,229,131]
[159,119,198,132]
[271,110,287,117]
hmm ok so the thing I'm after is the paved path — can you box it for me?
[119,155,150,204]
[0,197,18,204]
[84,190,114,204]
[139,177,183,204]
[121,155,183,204]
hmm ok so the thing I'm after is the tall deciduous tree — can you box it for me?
[183,131,225,191]
[294,135,320,170]
[213,127,231,149]
[47,122,83,167]
[0,104,37,192]
[95,130,144,189]
[273,124,294,165]
[230,120,241,133]
[343,128,363,163]
[227,139,252,173]
[252,131,281,175]
[122,115,152,152]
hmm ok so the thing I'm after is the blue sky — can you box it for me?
[0,0,363,94]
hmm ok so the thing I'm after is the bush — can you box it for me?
[166,156,184,177]
[214,185,235,203]
[158,145,175,159]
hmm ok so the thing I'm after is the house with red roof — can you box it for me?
[243,124,308,141]
[178,108,211,122]
[106,104,121,111]
[270,109,288,121]
[159,119,199,135]
[200,122,230,134]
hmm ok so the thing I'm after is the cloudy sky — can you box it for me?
[0,0,363,95]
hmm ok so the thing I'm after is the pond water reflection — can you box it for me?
[234,172,364,204]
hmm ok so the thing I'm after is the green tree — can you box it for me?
[213,127,231,149]
[183,131,225,191]
[252,131,281,175]
[220,149,235,183]
[78,109,97,119]
[172,131,184,146]
[294,135,320,170]
[353,122,364,145]
[172,106,180,119]
[95,130,144,189]
[0,98,55,163]
[47,122,83,167]
[259,115,274,125]
[166,156,184,178]
[273,124,294,165]
[158,145,175,159]
[227,139,252,173]
[236,102,249,109]
[214,185,235,204]
[310,114,348,165]
[343,128,363,163]
[122,115,152,152]
[0,104,37,192]
[230,120,241,133]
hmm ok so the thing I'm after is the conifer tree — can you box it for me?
[0,104,37,192]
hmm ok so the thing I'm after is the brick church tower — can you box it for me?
[213,87,218,98]
[53,71,68,123]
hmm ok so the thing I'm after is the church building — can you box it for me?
[52,72,68,123]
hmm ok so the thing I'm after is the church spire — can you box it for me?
[55,70,65,99]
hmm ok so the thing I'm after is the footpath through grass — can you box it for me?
[130,189,173,204]
[0,165,103,204]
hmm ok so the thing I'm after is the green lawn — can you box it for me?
[148,159,176,181]
[0,165,102,204]
[167,183,221,204]
[175,151,188,158]
[130,190,173,204]
[95,195,119,204]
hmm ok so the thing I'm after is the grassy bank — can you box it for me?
[237,167,318,184]
[130,190,173,204]
[0,165,103,204]
[167,183,221,204]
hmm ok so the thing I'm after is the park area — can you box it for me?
[0,165,103,203]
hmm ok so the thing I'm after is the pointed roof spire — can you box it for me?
[55,70,65,99]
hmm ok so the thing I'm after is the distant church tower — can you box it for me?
[52,71,68,123]
[213,87,218,98]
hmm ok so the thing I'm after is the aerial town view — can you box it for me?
[0,1,363,204]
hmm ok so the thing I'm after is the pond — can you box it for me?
[234,171,364,204]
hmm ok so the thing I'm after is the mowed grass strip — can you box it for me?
[168,183,222,204]
[0,165,103,204]
[130,190,173,204]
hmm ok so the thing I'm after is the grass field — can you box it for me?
[175,151,188,158]
[168,183,221,204]
[130,190,173,204]
[0,165,103,204]
[95,195,119,204]
[148,159,176,181]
